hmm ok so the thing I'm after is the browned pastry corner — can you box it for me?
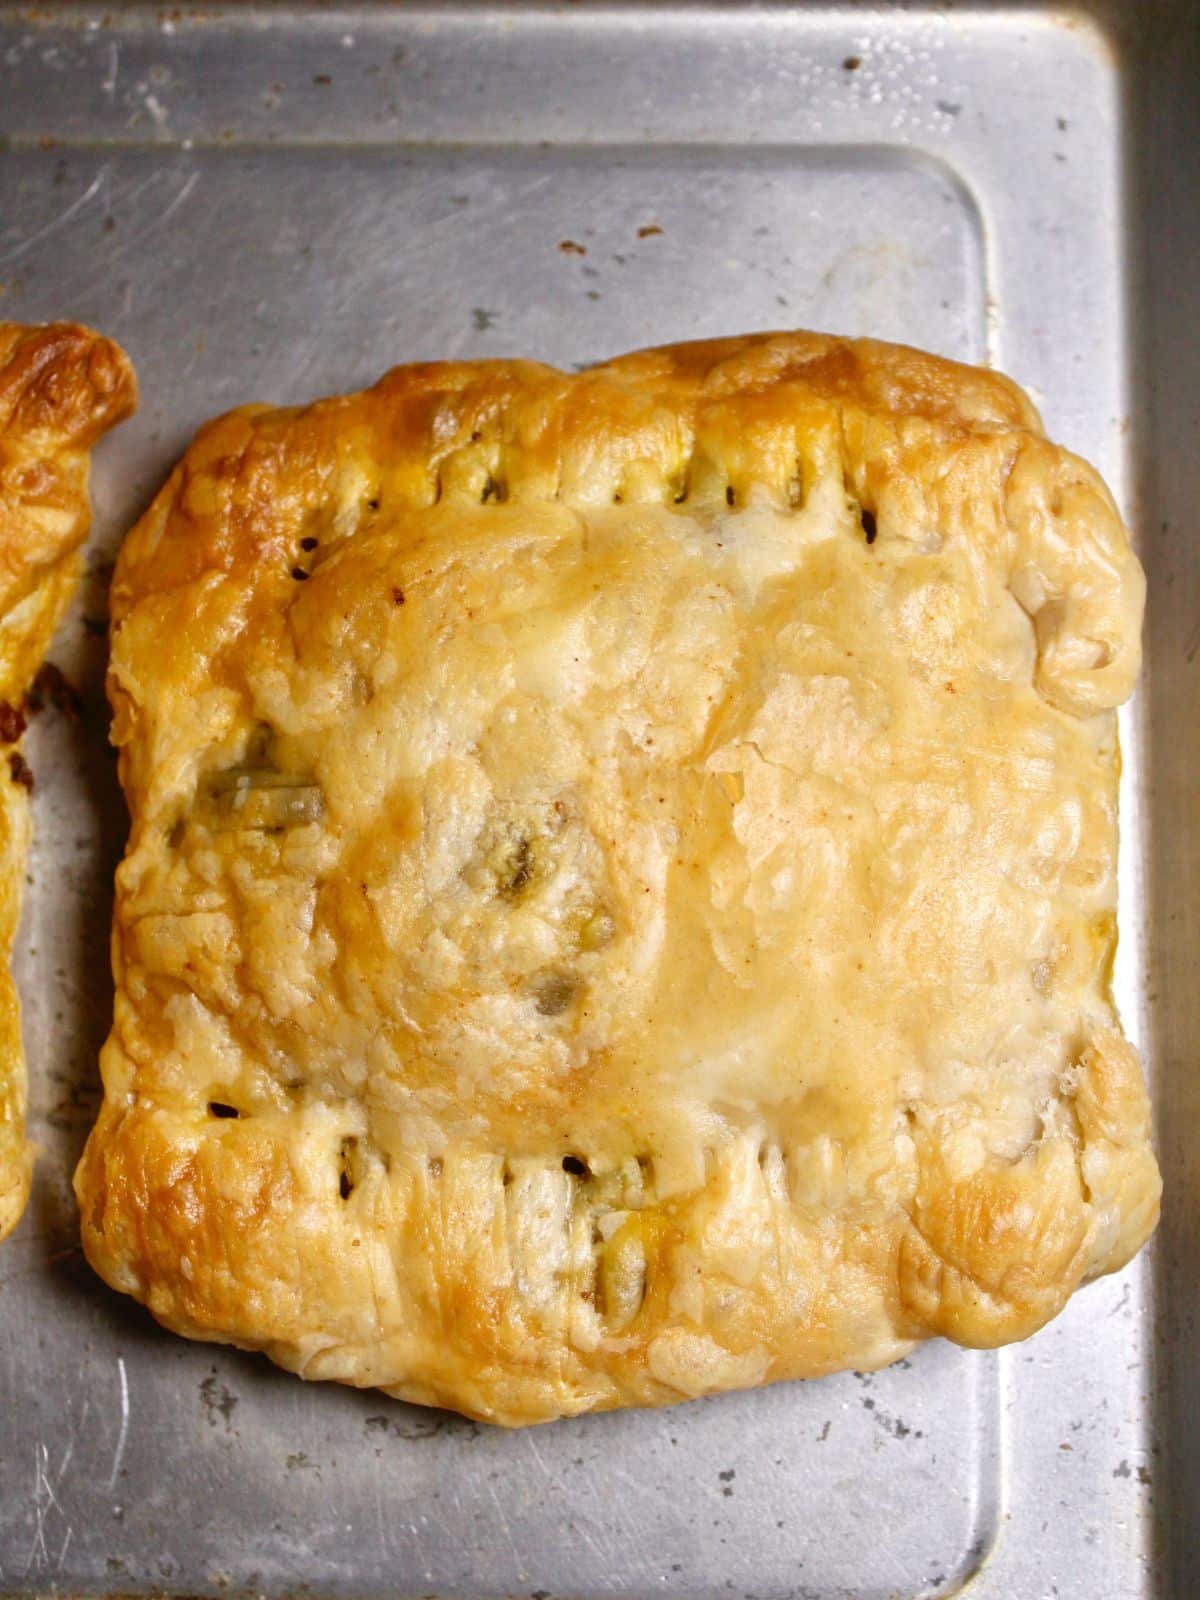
[0,321,137,1240]
[75,330,1157,1422]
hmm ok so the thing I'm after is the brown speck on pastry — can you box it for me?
[27,661,83,720]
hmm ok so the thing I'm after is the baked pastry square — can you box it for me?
[0,321,136,1240]
[77,332,1159,1423]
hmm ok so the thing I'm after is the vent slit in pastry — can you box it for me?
[338,1136,358,1200]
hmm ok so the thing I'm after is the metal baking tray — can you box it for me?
[0,3,1195,1595]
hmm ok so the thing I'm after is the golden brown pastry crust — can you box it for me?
[0,322,136,1239]
[76,331,1158,1422]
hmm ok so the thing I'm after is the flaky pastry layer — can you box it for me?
[0,322,136,1239]
[76,331,1158,1421]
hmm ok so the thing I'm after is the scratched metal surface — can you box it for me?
[0,4,1192,1597]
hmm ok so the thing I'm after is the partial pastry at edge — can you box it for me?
[0,322,137,1240]
[76,330,1158,1422]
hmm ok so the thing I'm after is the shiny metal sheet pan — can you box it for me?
[0,4,1196,1596]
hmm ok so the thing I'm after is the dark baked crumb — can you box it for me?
[27,662,82,720]
[637,224,663,238]
[299,536,319,551]
[0,702,27,744]
[291,567,309,581]
[8,752,33,791]
[391,586,406,606]
[558,240,587,256]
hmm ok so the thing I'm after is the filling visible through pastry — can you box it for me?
[0,321,136,1240]
[76,332,1159,1423]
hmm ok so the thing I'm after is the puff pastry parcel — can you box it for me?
[76,331,1159,1423]
[0,322,136,1240]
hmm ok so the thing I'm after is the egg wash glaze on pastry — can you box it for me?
[76,331,1159,1424]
